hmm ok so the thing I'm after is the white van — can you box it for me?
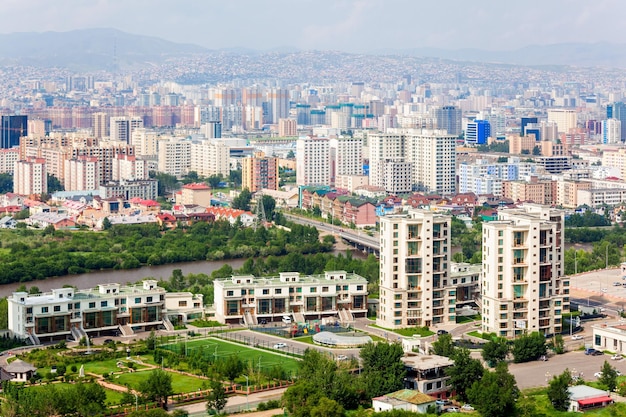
[282,315,292,324]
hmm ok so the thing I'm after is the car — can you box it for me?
[602,288,608,292]
[103,339,114,344]
[612,354,623,360]
[594,371,603,378]
[461,404,474,411]
[572,335,584,340]
[445,407,460,413]
[615,282,622,286]
[437,330,449,336]
[585,348,599,355]
[592,350,604,356]
[336,355,348,361]
[273,342,287,349]
[435,400,452,406]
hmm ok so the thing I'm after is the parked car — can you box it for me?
[611,354,623,360]
[445,407,460,413]
[437,330,449,336]
[461,404,475,411]
[595,370,621,378]
[571,335,584,340]
[273,342,287,349]
[435,400,452,407]
[585,348,599,355]
[336,355,348,361]
[592,350,604,356]
[614,281,622,286]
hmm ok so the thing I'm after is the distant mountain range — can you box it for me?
[0,28,207,70]
[1,28,625,70]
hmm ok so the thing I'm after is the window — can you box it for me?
[262,289,269,295]
[53,305,61,312]
[135,297,141,304]
[42,307,48,313]
[357,285,363,291]
[147,297,153,303]
[101,301,108,307]
[322,287,328,293]
[179,301,187,307]
[89,302,96,309]
[226,291,234,296]
[310,287,317,293]
[26,307,32,314]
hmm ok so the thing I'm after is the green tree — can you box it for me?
[47,174,64,193]
[360,342,406,398]
[481,337,509,367]
[206,379,227,415]
[232,188,252,211]
[207,174,222,189]
[220,354,244,383]
[229,170,242,188]
[467,362,519,417]
[532,146,541,156]
[310,397,345,417]
[145,330,157,351]
[286,150,295,159]
[599,360,618,391]
[547,369,571,411]
[102,217,112,230]
[512,332,547,363]
[261,195,277,221]
[446,348,485,402]
[138,369,173,409]
[0,173,13,194]
[431,333,456,357]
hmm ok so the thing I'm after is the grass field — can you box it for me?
[25,383,126,407]
[160,337,299,373]
[114,370,207,394]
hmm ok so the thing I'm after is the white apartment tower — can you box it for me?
[93,112,109,138]
[158,138,191,177]
[377,209,453,329]
[190,139,231,178]
[131,128,159,157]
[547,109,577,134]
[481,204,568,339]
[368,132,407,190]
[368,130,456,195]
[296,136,330,186]
[110,116,144,143]
[64,156,100,191]
[112,154,148,181]
[602,118,621,144]
[406,130,456,195]
[329,137,363,186]
[14,157,47,195]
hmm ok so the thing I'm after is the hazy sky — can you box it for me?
[1,0,621,51]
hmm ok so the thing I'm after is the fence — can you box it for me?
[216,332,307,357]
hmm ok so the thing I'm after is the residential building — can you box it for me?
[175,183,212,207]
[7,280,188,343]
[401,353,455,399]
[0,148,19,173]
[578,188,626,207]
[372,389,437,413]
[111,154,149,181]
[190,139,230,178]
[213,271,368,325]
[377,210,454,329]
[547,109,577,134]
[335,174,369,193]
[64,156,100,191]
[329,137,363,186]
[503,178,555,204]
[556,180,592,208]
[14,157,47,196]
[296,136,330,186]
[607,102,626,142]
[71,142,136,184]
[278,118,297,137]
[481,204,568,338]
[602,119,621,144]
[99,179,158,200]
[432,106,462,136]
[92,112,109,139]
[368,132,408,191]
[268,88,290,124]
[406,130,456,195]
[241,154,279,192]
[110,116,144,144]
[158,138,191,177]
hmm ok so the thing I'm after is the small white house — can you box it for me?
[373,389,436,414]
[2,359,37,382]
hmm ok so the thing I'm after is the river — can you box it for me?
[0,248,367,298]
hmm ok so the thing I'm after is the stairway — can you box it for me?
[70,326,83,342]
[293,312,305,324]
[162,317,175,331]
[119,324,134,337]
[28,332,40,346]
[339,308,354,324]
[243,311,257,326]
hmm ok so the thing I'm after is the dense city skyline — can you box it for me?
[1,0,622,53]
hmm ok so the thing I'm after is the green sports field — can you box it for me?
[160,336,299,373]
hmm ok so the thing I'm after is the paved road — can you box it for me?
[173,387,287,416]
[509,349,626,389]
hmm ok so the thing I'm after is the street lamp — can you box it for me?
[606,245,609,269]
[133,393,138,411]
[243,374,249,410]
[574,250,578,275]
